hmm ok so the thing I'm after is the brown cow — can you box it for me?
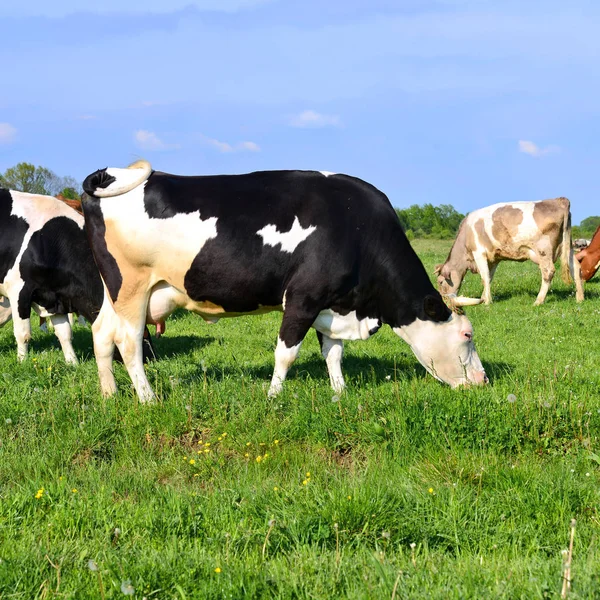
[436,198,584,305]
[575,225,600,281]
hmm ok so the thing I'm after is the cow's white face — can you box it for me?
[394,312,487,388]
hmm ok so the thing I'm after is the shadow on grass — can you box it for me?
[0,328,216,362]
[186,353,514,388]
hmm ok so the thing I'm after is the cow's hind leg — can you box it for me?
[268,303,320,397]
[49,314,78,365]
[92,298,118,398]
[112,296,155,403]
[534,258,555,305]
[316,331,345,393]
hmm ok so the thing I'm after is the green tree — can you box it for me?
[0,163,80,197]
[395,203,465,239]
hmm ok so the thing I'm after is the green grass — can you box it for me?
[2,239,600,598]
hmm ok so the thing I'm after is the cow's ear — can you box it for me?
[433,264,443,275]
[423,294,450,321]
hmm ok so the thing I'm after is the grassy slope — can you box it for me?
[1,239,600,599]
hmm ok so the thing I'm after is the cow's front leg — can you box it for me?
[49,314,78,365]
[268,306,318,397]
[473,254,493,304]
[316,331,345,393]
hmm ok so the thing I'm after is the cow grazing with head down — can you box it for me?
[435,198,584,305]
[575,225,600,282]
[82,160,487,402]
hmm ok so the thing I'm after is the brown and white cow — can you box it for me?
[435,198,584,305]
[82,160,487,402]
[575,225,600,282]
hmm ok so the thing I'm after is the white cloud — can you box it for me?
[203,135,260,153]
[134,129,179,151]
[0,123,17,144]
[238,141,261,152]
[289,110,342,128]
[518,140,560,157]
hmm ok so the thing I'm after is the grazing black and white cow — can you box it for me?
[0,188,105,362]
[0,188,155,364]
[82,160,488,402]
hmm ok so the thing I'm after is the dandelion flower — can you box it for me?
[204,449,210,454]
[302,479,308,485]
[214,567,222,573]
[193,473,199,477]
[72,488,78,493]
[507,394,517,403]
[347,495,352,500]
[306,472,311,477]
[428,488,434,494]
[246,442,251,446]
[204,442,211,447]
[273,486,279,491]
[274,440,279,445]
[120,580,135,595]
[87,559,98,571]
[244,453,249,458]
[189,459,195,465]
[256,456,262,463]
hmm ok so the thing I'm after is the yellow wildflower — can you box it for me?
[428,488,434,494]
[306,472,311,478]
[274,440,279,445]
[215,567,222,574]
[72,488,78,493]
[189,459,195,465]
[256,456,262,463]
[273,486,279,491]
[302,479,308,485]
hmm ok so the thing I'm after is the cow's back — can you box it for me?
[465,198,568,261]
[84,169,411,314]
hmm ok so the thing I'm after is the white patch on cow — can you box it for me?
[467,202,540,251]
[393,313,486,388]
[99,183,218,287]
[313,309,379,340]
[257,217,316,253]
[320,171,336,177]
[94,160,152,198]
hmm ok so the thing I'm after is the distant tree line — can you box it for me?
[395,204,465,240]
[572,216,600,240]
[0,162,81,199]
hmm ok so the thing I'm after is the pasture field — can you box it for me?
[2,239,600,599]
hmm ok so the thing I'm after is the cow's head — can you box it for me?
[434,262,461,295]
[394,294,488,388]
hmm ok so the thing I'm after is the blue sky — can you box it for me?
[1,0,599,222]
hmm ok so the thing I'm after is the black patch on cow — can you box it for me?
[82,168,116,196]
[423,295,451,321]
[81,195,123,302]
[18,217,104,322]
[0,189,29,283]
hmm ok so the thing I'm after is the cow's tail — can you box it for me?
[82,159,152,198]
[560,200,573,285]
[560,199,584,301]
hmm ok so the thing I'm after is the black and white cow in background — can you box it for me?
[0,188,154,364]
[82,160,488,402]
[0,188,105,363]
